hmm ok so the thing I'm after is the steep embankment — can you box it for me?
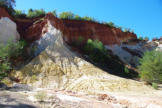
[13,13,137,45]
[10,14,162,108]
[62,19,137,45]
[1,7,162,108]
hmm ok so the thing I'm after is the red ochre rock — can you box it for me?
[0,7,137,45]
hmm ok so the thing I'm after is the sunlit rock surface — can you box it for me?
[12,21,153,95]
[105,40,161,66]
[0,17,20,44]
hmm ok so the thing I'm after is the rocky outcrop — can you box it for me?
[0,17,20,44]
[0,7,12,19]
[62,19,137,45]
[12,12,137,45]
[11,20,153,94]
[105,40,162,66]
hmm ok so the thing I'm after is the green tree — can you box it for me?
[74,15,82,20]
[59,11,75,19]
[82,16,94,21]
[84,39,109,63]
[138,36,144,40]
[105,22,115,28]
[27,9,46,18]
[14,10,26,18]
[0,40,27,81]
[138,50,162,83]
[144,36,149,41]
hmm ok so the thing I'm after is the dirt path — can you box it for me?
[0,90,39,108]
[0,88,162,108]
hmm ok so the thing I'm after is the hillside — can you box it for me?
[0,7,162,108]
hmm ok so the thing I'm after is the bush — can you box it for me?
[59,12,95,21]
[138,50,162,83]
[59,11,75,19]
[35,91,47,102]
[106,22,115,28]
[124,28,131,32]
[152,83,158,90]
[27,9,46,18]
[74,15,82,20]
[81,16,94,21]
[144,36,149,41]
[14,10,26,18]
[70,37,138,78]
[84,39,110,63]
[0,40,27,81]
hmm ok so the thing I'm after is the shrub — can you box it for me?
[59,11,75,19]
[27,9,46,18]
[124,67,130,74]
[81,16,94,21]
[14,10,26,18]
[71,38,138,78]
[124,28,131,32]
[74,15,82,20]
[35,91,47,102]
[108,22,115,28]
[138,50,162,83]
[144,36,149,41]
[138,36,144,40]
[152,83,158,90]
[0,40,27,81]
[84,39,110,63]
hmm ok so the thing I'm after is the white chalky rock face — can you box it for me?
[105,40,160,66]
[0,17,20,44]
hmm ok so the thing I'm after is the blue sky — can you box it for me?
[15,0,162,39]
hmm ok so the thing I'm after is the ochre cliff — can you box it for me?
[0,7,137,45]
[21,13,137,45]
[0,7,12,19]
[62,19,137,45]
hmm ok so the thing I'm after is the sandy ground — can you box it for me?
[1,87,162,108]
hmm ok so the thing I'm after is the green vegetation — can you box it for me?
[14,10,26,18]
[152,82,158,90]
[59,11,75,19]
[59,11,95,21]
[0,40,27,81]
[138,36,144,40]
[105,22,115,28]
[35,91,47,102]
[81,16,94,21]
[138,50,162,84]
[144,36,149,41]
[84,39,109,63]
[70,37,138,78]
[27,9,46,18]
[138,36,149,41]
[124,28,131,32]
